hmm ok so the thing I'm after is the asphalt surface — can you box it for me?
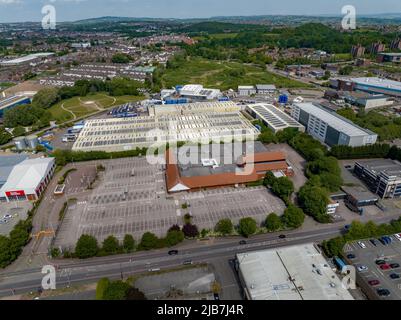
[0,225,343,298]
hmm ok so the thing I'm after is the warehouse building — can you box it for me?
[246,103,305,133]
[291,103,377,147]
[0,53,54,66]
[236,243,354,300]
[354,159,401,199]
[256,84,276,95]
[149,101,241,116]
[0,154,29,188]
[331,77,401,97]
[165,141,293,193]
[0,157,56,202]
[178,84,221,101]
[238,86,257,96]
[377,52,401,63]
[72,112,259,152]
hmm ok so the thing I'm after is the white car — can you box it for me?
[358,241,367,249]
[3,214,12,220]
[357,265,368,272]
[394,233,401,242]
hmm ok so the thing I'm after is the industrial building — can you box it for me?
[326,90,394,110]
[377,53,401,63]
[331,77,401,97]
[0,157,56,202]
[178,84,221,101]
[238,86,257,96]
[246,103,305,133]
[0,95,31,118]
[149,101,241,116]
[291,103,378,147]
[0,154,29,189]
[165,141,293,193]
[0,53,54,66]
[236,243,354,300]
[72,112,259,152]
[354,159,401,199]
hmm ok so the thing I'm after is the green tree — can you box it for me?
[75,234,99,259]
[139,232,159,250]
[32,87,59,109]
[265,213,282,232]
[123,234,135,252]
[215,219,233,235]
[281,205,305,229]
[0,236,11,268]
[0,126,12,145]
[111,53,131,64]
[102,280,131,300]
[238,217,257,238]
[298,185,330,223]
[96,278,110,300]
[271,176,294,204]
[102,235,120,254]
[12,126,25,137]
[165,230,185,247]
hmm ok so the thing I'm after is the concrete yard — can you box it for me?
[54,156,286,250]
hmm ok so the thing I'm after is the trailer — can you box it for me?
[334,256,347,272]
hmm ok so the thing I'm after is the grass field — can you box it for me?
[161,57,309,90]
[49,93,144,123]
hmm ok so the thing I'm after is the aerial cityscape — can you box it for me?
[2,0,401,307]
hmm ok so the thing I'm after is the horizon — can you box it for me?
[0,0,400,23]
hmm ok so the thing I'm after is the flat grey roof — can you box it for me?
[356,159,401,179]
[237,243,354,300]
[175,141,267,178]
[0,154,29,186]
[341,185,379,202]
[351,77,401,92]
[294,102,376,137]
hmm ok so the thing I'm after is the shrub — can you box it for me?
[238,217,257,238]
[123,234,135,253]
[265,213,282,232]
[165,230,185,247]
[182,223,199,238]
[75,234,99,259]
[215,219,233,235]
[102,235,120,254]
[139,232,159,250]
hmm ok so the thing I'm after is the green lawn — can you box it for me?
[48,93,144,123]
[161,57,309,90]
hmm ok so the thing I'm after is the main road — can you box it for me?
[0,223,368,298]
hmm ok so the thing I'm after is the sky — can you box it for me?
[0,0,400,23]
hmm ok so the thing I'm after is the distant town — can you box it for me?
[1,8,401,304]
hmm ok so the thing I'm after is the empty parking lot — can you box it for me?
[343,235,401,300]
[54,157,286,250]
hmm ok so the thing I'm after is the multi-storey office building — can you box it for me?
[354,159,401,199]
[291,103,377,147]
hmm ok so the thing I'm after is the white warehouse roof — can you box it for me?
[351,77,401,92]
[237,243,354,300]
[247,103,304,133]
[0,157,55,193]
[293,102,374,137]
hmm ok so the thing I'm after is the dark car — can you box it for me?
[390,263,400,269]
[390,273,400,279]
[168,250,178,255]
[375,260,386,265]
[368,280,380,286]
[239,240,247,245]
[377,289,391,297]
[369,239,377,246]
[347,253,356,259]
[213,293,220,300]
[279,234,286,239]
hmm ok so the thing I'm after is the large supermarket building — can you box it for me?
[0,156,56,202]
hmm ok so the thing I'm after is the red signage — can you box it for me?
[6,190,25,197]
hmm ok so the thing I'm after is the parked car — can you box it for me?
[168,250,178,255]
[279,234,287,239]
[239,240,247,245]
[183,260,193,265]
[370,239,377,246]
[376,260,386,265]
[3,214,12,220]
[368,280,380,286]
[357,265,368,272]
[379,238,388,246]
[394,233,401,242]
[390,273,400,279]
[347,253,356,259]
[390,263,400,269]
[377,288,391,297]
[358,241,366,249]
[380,264,391,270]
